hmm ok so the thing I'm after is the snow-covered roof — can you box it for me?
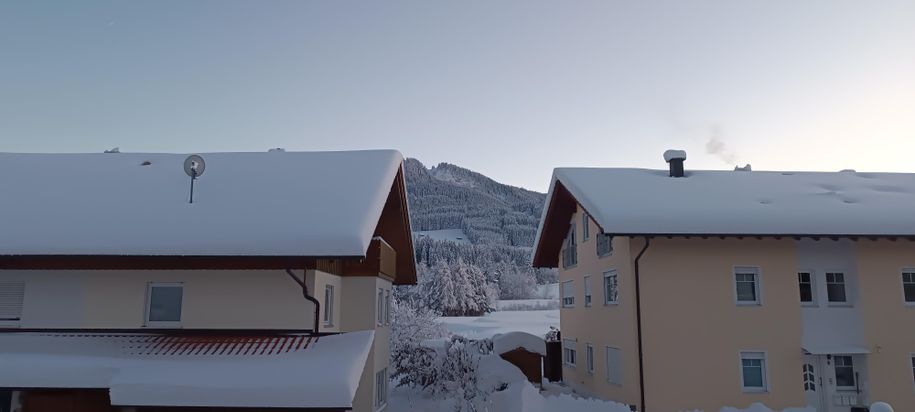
[492,331,546,356]
[0,150,404,257]
[0,331,374,409]
[533,167,915,266]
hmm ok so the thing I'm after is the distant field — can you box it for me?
[439,309,559,340]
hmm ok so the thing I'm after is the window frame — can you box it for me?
[583,276,592,307]
[586,343,594,374]
[902,269,915,306]
[603,270,619,305]
[606,346,622,385]
[833,355,856,390]
[376,288,384,326]
[0,281,26,327]
[734,267,762,306]
[561,280,575,308]
[582,213,590,241]
[323,285,334,327]
[374,367,388,410]
[739,351,769,393]
[596,232,613,257]
[562,222,578,268]
[562,339,577,367]
[384,289,391,325]
[910,353,915,387]
[144,282,184,328]
[798,270,817,307]
[825,271,850,306]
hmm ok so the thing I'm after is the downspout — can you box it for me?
[285,269,321,335]
[634,237,651,412]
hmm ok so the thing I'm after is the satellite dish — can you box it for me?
[184,155,206,178]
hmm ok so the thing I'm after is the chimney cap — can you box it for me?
[663,150,687,163]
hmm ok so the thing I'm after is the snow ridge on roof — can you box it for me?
[0,150,404,257]
[536,167,915,245]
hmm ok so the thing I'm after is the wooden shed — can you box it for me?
[492,332,546,386]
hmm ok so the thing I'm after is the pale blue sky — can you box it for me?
[1,1,913,191]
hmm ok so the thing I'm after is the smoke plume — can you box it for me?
[705,125,738,165]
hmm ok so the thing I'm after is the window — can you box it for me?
[146,283,183,327]
[735,268,761,305]
[911,355,915,383]
[562,339,577,367]
[740,352,768,392]
[604,270,619,305]
[562,224,578,268]
[582,213,590,241]
[377,288,384,326]
[903,271,915,303]
[561,281,575,307]
[826,272,847,304]
[384,289,391,325]
[374,367,388,409]
[606,346,622,385]
[597,233,613,257]
[324,285,334,326]
[586,344,594,374]
[798,272,814,305]
[0,281,25,326]
[834,356,855,388]
[584,276,592,307]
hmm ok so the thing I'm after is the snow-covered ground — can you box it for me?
[496,299,558,311]
[414,229,470,244]
[439,309,559,339]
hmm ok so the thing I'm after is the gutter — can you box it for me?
[285,269,322,336]
[633,237,651,412]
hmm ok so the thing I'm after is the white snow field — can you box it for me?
[439,309,559,339]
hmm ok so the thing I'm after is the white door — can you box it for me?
[803,355,824,411]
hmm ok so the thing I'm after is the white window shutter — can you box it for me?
[0,281,25,321]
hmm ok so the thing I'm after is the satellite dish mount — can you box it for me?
[184,155,206,204]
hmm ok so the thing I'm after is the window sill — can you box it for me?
[827,302,853,308]
[741,388,769,394]
[0,320,21,327]
[736,302,762,306]
[144,322,182,328]
[604,302,619,306]
[904,302,915,307]
[562,305,575,309]
[801,303,818,308]
[598,253,613,259]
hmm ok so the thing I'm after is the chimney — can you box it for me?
[663,150,687,177]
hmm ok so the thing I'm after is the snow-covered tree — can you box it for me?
[390,298,448,390]
[496,264,537,300]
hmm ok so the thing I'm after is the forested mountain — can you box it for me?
[400,159,556,313]
[404,158,546,247]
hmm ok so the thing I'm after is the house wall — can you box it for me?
[557,205,809,412]
[344,276,392,412]
[558,206,640,408]
[2,268,392,412]
[0,269,315,330]
[638,237,805,412]
[857,240,915,411]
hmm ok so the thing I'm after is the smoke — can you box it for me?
[705,125,738,165]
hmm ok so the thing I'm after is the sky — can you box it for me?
[1,1,913,192]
